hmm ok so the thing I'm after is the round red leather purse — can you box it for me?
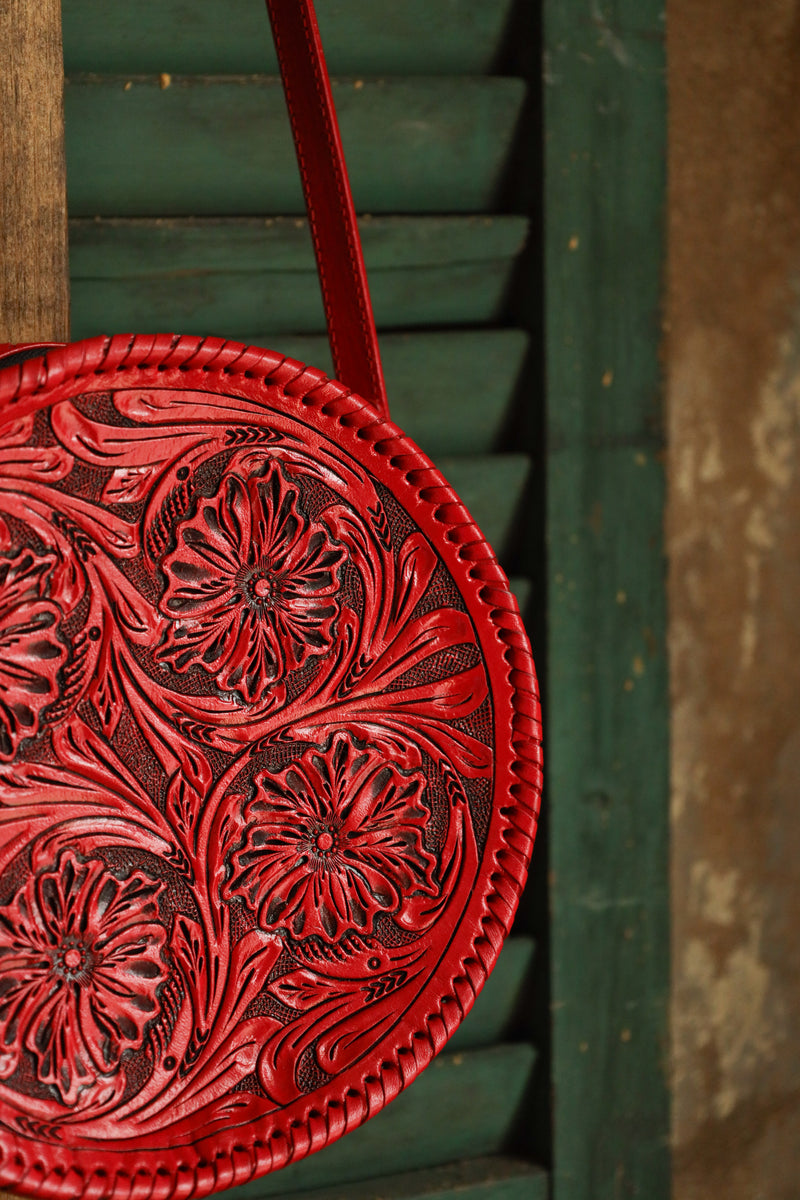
[0,4,541,1196]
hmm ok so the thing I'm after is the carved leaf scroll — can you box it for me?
[0,382,496,1154]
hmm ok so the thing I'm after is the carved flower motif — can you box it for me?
[157,462,345,705]
[0,851,167,1105]
[228,733,438,942]
[0,550,66,760]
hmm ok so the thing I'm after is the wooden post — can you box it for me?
[544,2,670,1197]
[0,3,66,1190]
[0,0,69,344]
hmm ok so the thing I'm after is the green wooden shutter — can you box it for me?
[61,2,546,1196]
[61,2,673,1196]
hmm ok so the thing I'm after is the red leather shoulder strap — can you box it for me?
[265,0,389,419]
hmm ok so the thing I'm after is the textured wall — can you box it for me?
[668,3,800,1197]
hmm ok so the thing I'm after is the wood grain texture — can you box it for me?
[544,2,670,1197]
[68,215,529,275]
[67,216,528,337]
[69,261,517,338]
[668,3,800,1196]
[62,0,517,76]
[0,0,68,342]
[63,76,528,216]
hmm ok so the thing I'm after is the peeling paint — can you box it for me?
[590,0,634,68]
[688,862,738,927]
[740,551,761,671]
[751,332,800,490]
[744,505,775,551]
[698,434,723,483]
[675,890,787,1126]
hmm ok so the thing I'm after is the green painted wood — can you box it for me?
[437,456,529,562]
[248,331,529,458]
[67,216,528,275]
[262,1156,548,1200]
[448,937,535,1053]
[64,76,527,217]
[544,2,670,1198]
[67,216,528,338]
[62,0,517,76]
[507,577,532,615]
[69,262,517,339]
[216,1044,536,1199]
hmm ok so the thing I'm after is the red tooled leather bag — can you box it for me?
[0,3,542,1196]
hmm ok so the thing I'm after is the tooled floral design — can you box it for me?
[0,549,66,761]
[0,850,167,1106]
[227,732,438,942]
[157,461,345,705]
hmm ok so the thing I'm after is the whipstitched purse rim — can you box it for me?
[0,2,541,1195]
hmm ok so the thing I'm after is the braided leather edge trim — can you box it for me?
[0,335,543,1200]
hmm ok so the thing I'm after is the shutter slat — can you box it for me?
[261,1155,548,1200]
[63,328,527,459]
[439,456,529,560]
[63,0,516,76]
[215,1044,536,1199]
[68,216,531,452]
[69,264,516,337]
[448,937,535,1053]
[245,331,529,457]
[68,214,528,343]
[68,215,528,274]
[64,76,527,216]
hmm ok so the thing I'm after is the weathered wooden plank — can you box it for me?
[0,21,65,1197]
[448,936,535,1053]
[216,1044,536,1198]
[68,216,528,338]
[544,2,670,1198]
[270,1156,548,1200]
[69,263,517,339]
[63,77,527,216]
[67,215,529,274]
[0,0,69,343]
[62,0,517,76]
